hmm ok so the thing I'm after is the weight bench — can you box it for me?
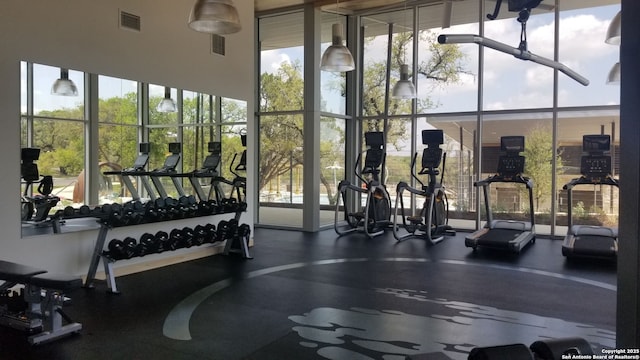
[0,260,82,345]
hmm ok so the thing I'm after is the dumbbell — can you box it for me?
[123,237,138,259]
[179,196,197,218]
[155,231,170,253]
[79,205,91,216]
[169,228,184,250]
[182,227,195,248]
[208,199,221,215]
[205,223,217,243]
[107,239,126,260]
[144,202,161,223]
[197,200,213,216]
[193,225,207,246]
[106,203,123,226]
[137,233,157,256]
[63,205,77,218]
[234,223,251,250]
[216,220,230,242]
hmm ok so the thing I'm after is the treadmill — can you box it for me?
[176,141,230,203]
[562,134,618,260]
[144,142,186,199]
[104,143,156,202]
[465,136,536,253]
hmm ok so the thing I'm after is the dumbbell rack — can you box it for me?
[83,199,250,294]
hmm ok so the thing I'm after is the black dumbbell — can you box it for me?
[208,199,220,215]
[169,228,184,250]
[197,200,212,216]
[107,239,125,260]
[182,227,194,248]
[137,233,157,256]
[155,231,169,253]
[79,205,91,216]
[205,223,217,243]
[144,202,160,223]
[63,205,76,217]
[216,220,230,242]
[123,237,138,259]
[193,225,207,246]
[235,223,251,249]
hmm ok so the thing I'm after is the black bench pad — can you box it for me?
[0,260,47,283]
[30,273,82,292]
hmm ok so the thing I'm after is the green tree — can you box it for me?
[524,125,563,211]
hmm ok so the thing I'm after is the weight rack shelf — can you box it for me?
[83,199,249,294]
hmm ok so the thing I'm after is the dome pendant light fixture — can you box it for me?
[157,87,177,113]
[320,0,355,73]
[392,3,416,99]
[605,11,621,45]
[188,0,241,35]
[392,64,417,99]
[605,10,621,85]
[321,23,355,72]
[51,68,78,96]
[606,62,621,84]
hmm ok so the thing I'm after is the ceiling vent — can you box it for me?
[120,11,141,32]
[211,34,226,56]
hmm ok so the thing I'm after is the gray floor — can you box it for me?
[0,227,616,360]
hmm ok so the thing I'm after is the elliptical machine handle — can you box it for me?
[38,175,54,196]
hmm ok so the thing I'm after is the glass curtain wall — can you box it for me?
[255,0,620,236]
[257,11,305,228]
[556,2,621,234]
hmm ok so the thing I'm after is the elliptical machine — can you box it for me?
[21,148,60,222]
[334,132,392,238]
[393,129,455,244]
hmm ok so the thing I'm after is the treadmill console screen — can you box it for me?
[583,135,610,154]
[168,142,182,154]
[202,154,220,169]
[208,141,222,154]
[132,154,149,169]
[500,136,525,153]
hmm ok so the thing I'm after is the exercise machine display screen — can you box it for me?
[500,136,524,153]
[365,132,384,148]
[583,135,610,153]
[422,129,443,146]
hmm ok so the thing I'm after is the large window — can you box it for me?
[20,62,246,235]
[21,63,86,213]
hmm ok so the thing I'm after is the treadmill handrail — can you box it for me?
[475,174,533,189]
[563,175,619,190]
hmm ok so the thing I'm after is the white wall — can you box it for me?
[0,0,255,275]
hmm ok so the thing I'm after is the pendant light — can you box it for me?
[188,0,241,35]
[51,68,78,96]
[392,4,416,99]
[605,10,621,84]
[606,62,620,84]
[392,64,417,99]
[157,87,177,113]
[605,11,621,45]
[320,1,355,72]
